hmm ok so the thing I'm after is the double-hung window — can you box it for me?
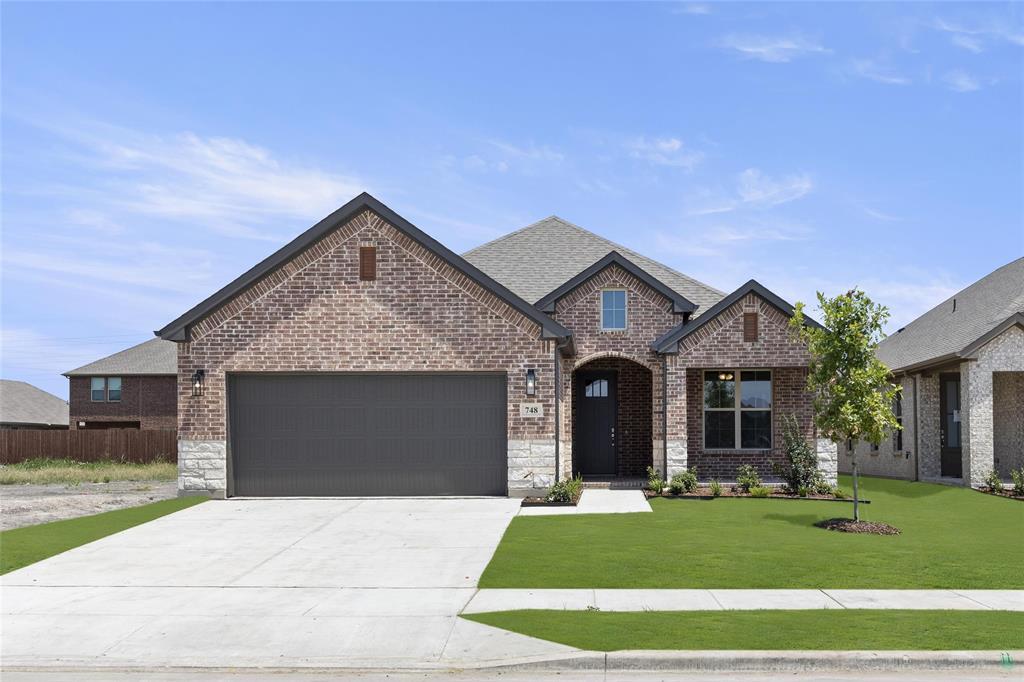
[703,370,772,449]
[601,289,627,330]
[90,377,122,402]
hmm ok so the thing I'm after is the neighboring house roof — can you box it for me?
[652,279,820,354]
[463,216,724,313]
[64,338,178,377]
[534,251,697,314]
[0,380,69,427]
[876,257,1024,373]
[155,193,571,343]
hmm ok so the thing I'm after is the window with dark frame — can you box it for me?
[359,246,377,281]
[601,289,627,330]
[703,370,772,450]
[892,394,903,452]
[90,377,122,402]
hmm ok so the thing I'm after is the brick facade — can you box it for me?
[170,204,823,496]
[69,375,176,430]
[178,209,556,495]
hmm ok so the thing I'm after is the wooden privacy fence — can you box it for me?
[0,429,178,464]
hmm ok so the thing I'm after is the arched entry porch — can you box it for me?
[570,354,655,479]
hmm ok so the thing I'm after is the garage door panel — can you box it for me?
[229,374,507,497]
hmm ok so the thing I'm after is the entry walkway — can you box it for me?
[518,489,652,516]
[463,589,1024,613]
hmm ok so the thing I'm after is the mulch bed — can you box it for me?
[521,490,583,507]
[978,488,1024,501]
[814,517,901,535]
[644,487,864,503]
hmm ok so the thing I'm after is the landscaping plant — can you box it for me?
[1012,466,1024,497]
[984,469,1003,494]
[790,289,900,522]
[748,485,771,498]
[669,469,698,495]
[735,464,761,492]
[775,415,825,495]
[709,479,722,497]
[645,466,664,494]
[546,475,583,504]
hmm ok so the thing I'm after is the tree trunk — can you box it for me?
[852,455,860,522]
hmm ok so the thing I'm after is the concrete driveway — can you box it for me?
[1,498,573,670]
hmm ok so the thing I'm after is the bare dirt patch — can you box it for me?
[814,517,901,536]
[0,480,178,531]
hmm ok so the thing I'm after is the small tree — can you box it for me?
[790,289,900,521]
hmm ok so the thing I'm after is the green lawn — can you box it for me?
[480,476,1023,589]
[464,610,1024,651]
[0,497,206,574]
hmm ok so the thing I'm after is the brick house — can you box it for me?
[157,193,835,497]
[64,338,178,430]
[843,257,1024,488]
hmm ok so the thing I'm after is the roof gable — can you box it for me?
[156,193,571,343]
[535,251,696,314]
[463,216,724,312]
[64,338,177,376]
[876,257,1024,372]
[0,380,69,427]
[652,279,819,354]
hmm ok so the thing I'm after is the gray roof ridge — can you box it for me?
[462,215,572,257]
[63,337,173,376]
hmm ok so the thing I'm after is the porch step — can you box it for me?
[580,477,646,490]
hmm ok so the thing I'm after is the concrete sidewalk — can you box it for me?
[518,489,652,515]
[463,588,1024,613]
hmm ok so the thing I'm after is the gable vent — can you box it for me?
[359,246,377,281]
[743,312,759,342]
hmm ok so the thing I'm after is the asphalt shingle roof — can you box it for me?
[463,216,724,314]
[0,380,69,427]
[64,338,178,376]
[876,257,1024,372]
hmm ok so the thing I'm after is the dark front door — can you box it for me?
[228,373,508,497]
[939,373,963,478]
[574,371,617,476]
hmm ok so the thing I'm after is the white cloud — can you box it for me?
[718,34,830,63]
[31,123,364,240]
[625,136,704,170]
[950,34,984,53]
[933,16,1024,51]
[943,68,981,92]
[673,3,711,15]
[850,59,911,85]
[736,168,813,206]
[860,205,902,222]
[487,139,565,163]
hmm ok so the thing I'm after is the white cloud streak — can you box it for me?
[718,34,830,63]
[625,136,704,170]
[736,168,813,206]
[850,59,911,85]
[943,68,981,92]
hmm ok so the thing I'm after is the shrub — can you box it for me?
[669,469,698,495]
[984,469,1003,493]
[646,466,664,494]
[735,464,762,492]
[773,415,825,494]
[797,484,810,497]
[832,487,849,499]
[709,479,722,497]
[546,475,583,504]
[748,485,771,498]
[1012,467,1024,497]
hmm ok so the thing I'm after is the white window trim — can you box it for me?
[702,369,773,451]
[600,288,628,331]
[90,376,122,403]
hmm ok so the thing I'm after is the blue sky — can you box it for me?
[2,1,1022,398]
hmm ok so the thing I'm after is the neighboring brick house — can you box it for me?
[0,380,69,429]
[843,257,1023,488]
[156,193,833,498]
[64,338,177,430]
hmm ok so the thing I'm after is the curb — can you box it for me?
[4,651,1018,675]
[486,650,1021,673]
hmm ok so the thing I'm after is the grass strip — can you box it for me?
[0,458,176,485]
[464,609,1024,651]
[1,496,205,574]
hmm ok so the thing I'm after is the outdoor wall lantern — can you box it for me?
[525,368,537,396]
[192,369,206,397]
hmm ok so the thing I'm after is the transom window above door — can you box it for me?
[601,289,627,330]
[585,379,609,397]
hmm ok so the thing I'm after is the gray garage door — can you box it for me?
[228,374,507,497]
